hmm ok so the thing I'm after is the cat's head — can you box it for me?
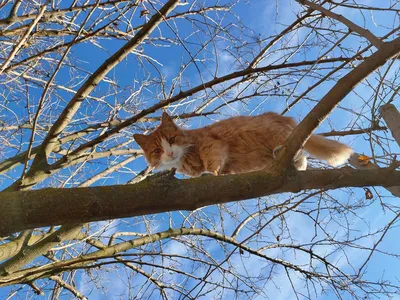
[134,112,190,170]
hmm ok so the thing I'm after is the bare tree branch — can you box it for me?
[33,0,181,162]
[0,0,131,26]
[49,275,87,300]
[277,36,400,169]
[0,0,49,74]
[0,225,83,276]
[297,0,384,49]
[349,154,400,198]
[1,167,400,237]
[380,104,400,147]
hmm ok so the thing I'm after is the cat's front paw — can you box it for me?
[294,152,307,171]
[152,168,176,179]
[200,171,215,177]
[272,145,284,159]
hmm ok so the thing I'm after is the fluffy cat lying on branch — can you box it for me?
[134,112,353,177]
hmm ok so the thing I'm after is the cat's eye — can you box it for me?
[154,148,162,154]
[169,137,175,144]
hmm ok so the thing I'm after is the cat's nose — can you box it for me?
[167,151,174,157]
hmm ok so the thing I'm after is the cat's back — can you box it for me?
[195,112,294,140]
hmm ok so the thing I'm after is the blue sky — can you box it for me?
[1,0,400,299]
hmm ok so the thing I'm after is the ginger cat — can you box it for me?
[134,112,353,177]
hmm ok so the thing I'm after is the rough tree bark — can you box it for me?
[1,167,399,237]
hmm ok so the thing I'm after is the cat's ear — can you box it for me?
[161,111,175,126]
[134,134,147,148]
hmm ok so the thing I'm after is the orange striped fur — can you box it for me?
[134,112,352,177]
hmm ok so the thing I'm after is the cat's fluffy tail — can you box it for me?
[304,134,353,167]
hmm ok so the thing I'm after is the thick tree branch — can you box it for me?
[349,154,400,198]
[0,168,399,237]
[380,104,400,146]
[277,36,400,169]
